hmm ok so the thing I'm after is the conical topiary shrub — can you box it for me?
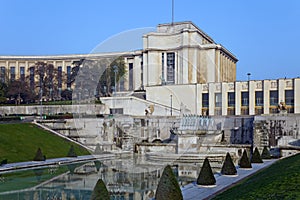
[90,179,110,200]
[251,147,263,163]
[239,150,252,168]
[94,143,103,155]
[33,147,46,161]
[67,145,77,157]
[261,146,271,159]
[155,165,183,200]
[94,160,102,172]
[221,152,237,175]
[197,157,216,186]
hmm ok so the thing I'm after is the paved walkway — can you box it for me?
[181,159,277,200]
[0,154,115,173]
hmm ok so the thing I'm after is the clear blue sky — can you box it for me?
[1,0,299,81]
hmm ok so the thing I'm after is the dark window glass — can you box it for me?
[166,52,175,84]
[255,91,263,106]
[285,90,294,106]
[270,91,278,106]
[228,92,235,107]
[241,92,249,106]
[202,93,209,107]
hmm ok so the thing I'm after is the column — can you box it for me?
[197,84,202,115]
[221,82,228,115]
[263,80,270,114]
[208,83,215,116]
[294,78,300,113]
[235,82,241,115]
[249,81,255,115]
[278,79,285,103]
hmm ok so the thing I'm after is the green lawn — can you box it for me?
[213,153,300,200]
[0,123,90,163]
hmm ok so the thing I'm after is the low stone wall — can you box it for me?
[135,143,177,154]
[0,104,108,115]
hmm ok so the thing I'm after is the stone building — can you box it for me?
[0,21,299,116]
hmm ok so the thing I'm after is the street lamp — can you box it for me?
[247,73,251,81]
[113,65,118,95]
[170,94,173,116]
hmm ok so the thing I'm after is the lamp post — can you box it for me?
[170,94,173,116]
[113,65,118,95]
[247,73,251,81]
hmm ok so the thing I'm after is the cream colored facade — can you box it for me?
[0,21,299,116]
[145,78,299,116]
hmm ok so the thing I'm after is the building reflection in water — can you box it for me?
[0,155,223,200]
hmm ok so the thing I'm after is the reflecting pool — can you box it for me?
[0,155,223,200]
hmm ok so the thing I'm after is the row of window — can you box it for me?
[202,90,295,108]
[0,66,72,89]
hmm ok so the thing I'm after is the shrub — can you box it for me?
[0,159,7,166]
[155,165,183,200]
[90,179,110,200]
[261,146,271,159]
[221,152,237,175]
[239,150,252,168]
[33,147,46,161]
[67,145,77,157]
[197,157,216,186]
[94,161,102,172]
[251,147,263,163]
[94,143,102,155]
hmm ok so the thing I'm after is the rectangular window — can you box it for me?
[58,66,62,89]
[129,63,133,90]
[10,66,15,81]
[270,91,278,106]
[29,67,35,89]
[20,66,25,82]
[0,66,6,83]
[255,91,263,106]
[215,93,222,107]
[241,92,249,106]
[228,92,235,107]
[166,52,175,84]
[285,90,294,106]
[202,93,209,108]
[67,66,71,88]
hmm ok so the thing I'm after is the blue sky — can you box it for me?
[0,0,299,81]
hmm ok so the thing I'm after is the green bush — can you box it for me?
[94,143,102,155]
[90,179,110,200]
[239,150,252,169]
[33,148,46,161]
[261,146,271,159]
[67,145,77,157]
[197,157,216,186]
[221,152,237,175]
[155,165,183,200]
[0,159,7,166]
[251,147,263,163]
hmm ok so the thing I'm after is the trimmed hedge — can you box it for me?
[155,165,183,200]
[33,148,46,161]
[239,150,252,169]
[67,145,77,157]
[90,179,110,200]
[197,157,216,186]
[221,152,237,175]
[251,147,263,163]
[261,146,271,159]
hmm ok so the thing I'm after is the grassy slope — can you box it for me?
[0,123,90,163]
[213,153,300,200]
